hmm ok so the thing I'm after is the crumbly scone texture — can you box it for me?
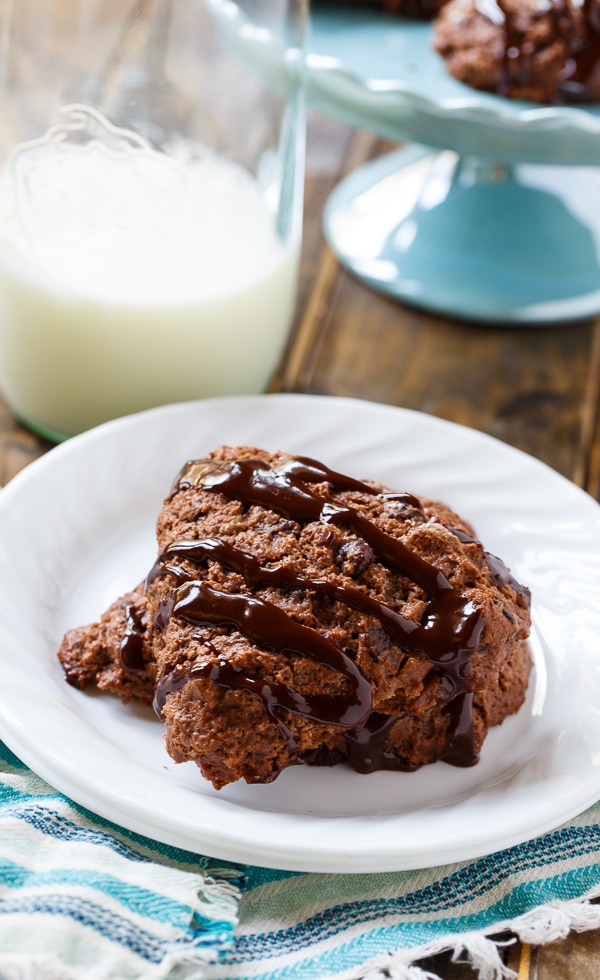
[59,586,155,704]
[57,445,532,790]
[432,0,588,103]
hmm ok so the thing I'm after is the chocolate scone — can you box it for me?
[58,446,532,790]
[433,0,600,103]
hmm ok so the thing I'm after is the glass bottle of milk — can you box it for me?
[0,0,306,440]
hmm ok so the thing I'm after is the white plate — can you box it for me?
[0,394,599,873]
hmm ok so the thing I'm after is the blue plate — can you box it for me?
[308,10,600,165]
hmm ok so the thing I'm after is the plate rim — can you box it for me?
[1,392,599,872]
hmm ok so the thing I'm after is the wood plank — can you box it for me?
[521,927,600,980]
[0,396,51,486]
[282,259,596,482]
[575,319,600,498]
[280,122,599,492]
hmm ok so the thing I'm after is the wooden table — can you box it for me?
[1,109,599,978]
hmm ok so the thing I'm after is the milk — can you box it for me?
[0,109,299,439]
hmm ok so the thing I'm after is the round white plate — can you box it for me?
[0,394,599,872]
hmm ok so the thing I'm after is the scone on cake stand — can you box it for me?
[307,8,600,324]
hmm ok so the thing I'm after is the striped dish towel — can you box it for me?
[0,742,241,980]
[225,812,600,980]
[2,739,600,980]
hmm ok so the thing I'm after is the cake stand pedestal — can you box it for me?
[308,11,600,324]
[323,146,600,324]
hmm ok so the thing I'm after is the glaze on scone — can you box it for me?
[317,0,600,103]
[433,0,600,103]
[58,446,532,790]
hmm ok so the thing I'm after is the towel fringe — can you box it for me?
[354,932,515,980]
[193,872,242,925]
[513,897,600,946]
[353,892,600,980]
[449,934,517,980]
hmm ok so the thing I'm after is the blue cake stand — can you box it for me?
[307,11,600,324]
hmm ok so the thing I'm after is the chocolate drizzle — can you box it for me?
[152,535,482,685]
[154,653,305,765]
[119,600,146,673]
[476,0,600,103]
[142,452,530,777]
[560,0,600,101]
[344,712,419,772]
[164,580,373,729]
